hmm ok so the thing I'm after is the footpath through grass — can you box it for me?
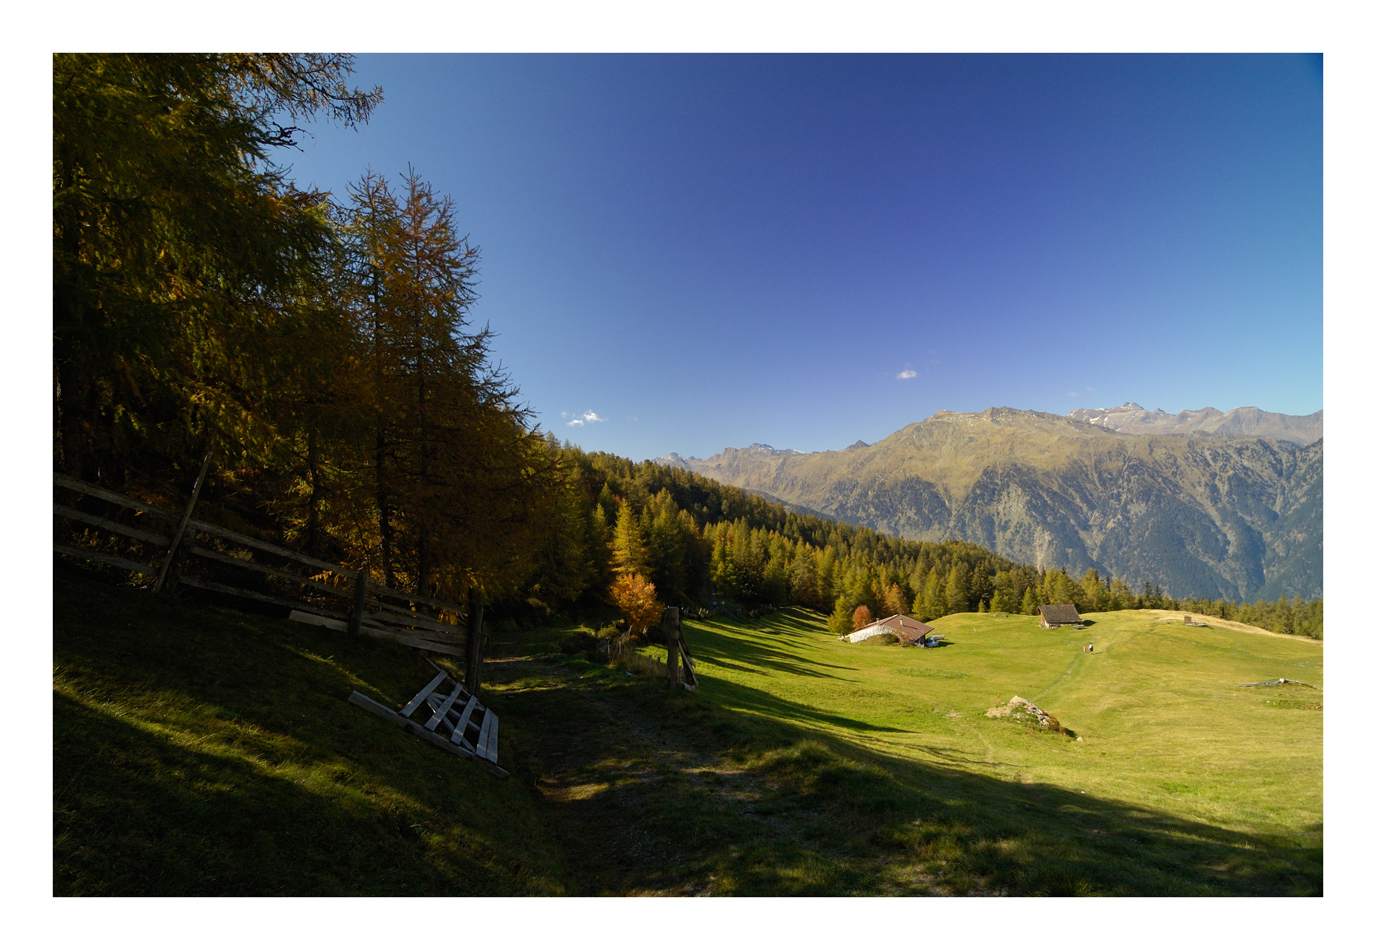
[55,570,1321,895]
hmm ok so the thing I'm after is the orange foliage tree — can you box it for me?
[609,572,664,654]
[852,604,873,631]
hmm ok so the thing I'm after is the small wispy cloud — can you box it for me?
[897,369,917,380]
[1068,391,1079,398]
[567,411,605,428]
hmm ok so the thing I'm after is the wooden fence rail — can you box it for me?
[53,472,476,660]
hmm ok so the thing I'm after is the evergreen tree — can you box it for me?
[612,502,651,578]
[945,562,971,614]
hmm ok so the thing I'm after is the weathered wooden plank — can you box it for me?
[189,545,352,598]
[348,691,508,779]
[451,694,480,746]
[365,619,465,646]
[367,582,462,613]
[482,714,499,762]
[363,628,466,658]
[186,519,356,577]
[424,684,466,731]
[54,504,171,546]
[288,609,466,656]
[475,710,494,760]
[54,543,160,576]
[176,575,349,618]
[399,671,450,718]
[289,609,347,632]
[365,604,465,635]
[53,474,180,522]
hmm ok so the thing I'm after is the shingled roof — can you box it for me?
[1038,603,1082,626]
[846,613,935,645]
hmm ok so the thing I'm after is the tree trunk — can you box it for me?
[306,431,322,557]
[464,587,485,695]
[375,428,396,589]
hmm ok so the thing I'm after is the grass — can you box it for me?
[53,568,566,896]
[55,568,1322,895]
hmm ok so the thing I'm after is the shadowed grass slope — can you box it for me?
[53,568,566,896]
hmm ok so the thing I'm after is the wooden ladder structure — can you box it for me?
[348,664,507,779]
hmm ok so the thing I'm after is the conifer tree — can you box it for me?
[612,502,651,578]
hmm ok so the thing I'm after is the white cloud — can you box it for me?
[897,369,917,380]
[1068,391,1079,398]
[566,410,605,427]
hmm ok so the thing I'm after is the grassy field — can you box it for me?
[54,569,1321,895]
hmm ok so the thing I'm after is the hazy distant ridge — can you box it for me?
[1067,403,1322,444]
[654,405,1322,601]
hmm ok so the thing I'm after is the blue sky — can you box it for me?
[288,54,1322,461]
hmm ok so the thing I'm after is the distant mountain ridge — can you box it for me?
[653,405,1322,602]
[1067,403,1322,444]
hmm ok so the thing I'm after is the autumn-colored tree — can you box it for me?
[852,604,873,631]
[609,572,664,656]
[882,582,909,617]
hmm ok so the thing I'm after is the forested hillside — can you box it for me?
[52,54,1319,642]
[666,407,1323,602]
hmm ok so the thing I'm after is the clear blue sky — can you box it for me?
[288,54,1322,461]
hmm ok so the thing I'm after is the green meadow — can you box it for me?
[54,570,1321,896]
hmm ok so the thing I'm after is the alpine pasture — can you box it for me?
[55,571,1321,896]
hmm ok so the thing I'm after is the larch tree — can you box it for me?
[53,53,380,487]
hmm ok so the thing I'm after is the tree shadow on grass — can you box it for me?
[686,618,856,680]
[53,692,563,896]
[53,572,566,896]
[496,656,1322,897]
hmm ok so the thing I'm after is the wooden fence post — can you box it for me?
[160,526,196,594]
[347,571,369,636]
[464,587,485,695]
[154,451,213,594]
[665,606,681,689]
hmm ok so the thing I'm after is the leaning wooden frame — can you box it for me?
[53,472,474,659]
[348,663,507,779]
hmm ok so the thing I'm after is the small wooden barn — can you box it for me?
[846,613,935,646]
[1038,603,1082,628]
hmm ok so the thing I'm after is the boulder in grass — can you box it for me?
[987,695,1066,733]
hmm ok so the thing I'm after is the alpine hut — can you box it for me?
[1037,603,1082,628]
[845,614,934,646]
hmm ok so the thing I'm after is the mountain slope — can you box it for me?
[663,408,1321,601]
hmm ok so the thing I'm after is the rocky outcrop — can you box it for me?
[986,696,1063,733]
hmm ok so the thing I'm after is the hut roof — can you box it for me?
[1038,603,1082,624]
[848,613,934,643]
[875,614,935,639]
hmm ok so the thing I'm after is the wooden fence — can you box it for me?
[53,472,472,658]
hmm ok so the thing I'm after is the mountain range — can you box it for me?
[656,405,1322,602]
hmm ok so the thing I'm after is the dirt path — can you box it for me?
[482,652,769,895]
